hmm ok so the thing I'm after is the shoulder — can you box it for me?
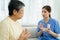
[38,19,43,25]
[50,18,58,23]
[0,17,10,28]
[0,17,9,24]
[50,18,59,25]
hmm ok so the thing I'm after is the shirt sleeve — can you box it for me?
[36,21,40,33]
[54,21,60,34]
[0,23,9,40]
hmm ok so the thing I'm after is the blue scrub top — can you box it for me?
[36,18,60,40]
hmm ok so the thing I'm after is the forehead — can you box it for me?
[42,8,47,11]
[17,7,24,13]
[19,7,24,10]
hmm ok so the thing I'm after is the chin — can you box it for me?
[18,18,22,19]
[18,15,23,19]
[43,17,47,19]
[18,16,22,19]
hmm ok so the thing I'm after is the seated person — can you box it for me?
[36,5,60,40]
[0,0,30,40]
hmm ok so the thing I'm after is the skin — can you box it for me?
[42,8,50,23]
[9,7,24,21]
[38,8,58,38]
[9,7,30,40]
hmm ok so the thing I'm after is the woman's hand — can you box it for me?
[18,29,30,40]
[43,25,50,32]
[39,23,51,32]
[39,23,43,31]
[47,24,58,37]
[39,23,58,37]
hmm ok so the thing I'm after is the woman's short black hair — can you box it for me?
[8,0,25,16]
[42,5,51,17]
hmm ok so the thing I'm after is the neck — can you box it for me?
[44,17,50,23]
[9,16,17,22]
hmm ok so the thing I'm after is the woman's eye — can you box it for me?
[44,11,46,13]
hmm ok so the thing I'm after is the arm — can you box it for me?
[38,30,42,36]
[48,30,58,37]
[47,21,60,38]
[0,23,9,40]
[18,36,27,40]
[36,23,43,36]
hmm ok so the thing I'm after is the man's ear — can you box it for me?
[13,9,17,15]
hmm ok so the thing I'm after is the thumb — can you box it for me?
[47,24,50,30]
[40,23,43,29]
[23,28,28,34]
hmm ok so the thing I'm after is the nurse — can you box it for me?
[36,5,60,40]
[0,0,30,40]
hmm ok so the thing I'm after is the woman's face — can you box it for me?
[14,7,24,19]
[42,8,50,18]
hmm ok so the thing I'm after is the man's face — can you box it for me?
[14,7,24,19]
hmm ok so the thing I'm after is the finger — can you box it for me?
[22,28,28,35]
[39,23,43,30]
[21,29,26,35]
[25,28,28,32]
[25,32,31,38]
[47,24,50,28]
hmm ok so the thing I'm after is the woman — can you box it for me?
[0,0,30,40]
[36,5,60,40]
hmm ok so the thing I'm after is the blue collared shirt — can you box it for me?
[36,18,60,40]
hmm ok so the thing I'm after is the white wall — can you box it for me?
[54,0,60,25]
[19,0,60,25]
[0,0,60,25]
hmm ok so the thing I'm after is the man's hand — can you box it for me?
[18,29,30,40]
